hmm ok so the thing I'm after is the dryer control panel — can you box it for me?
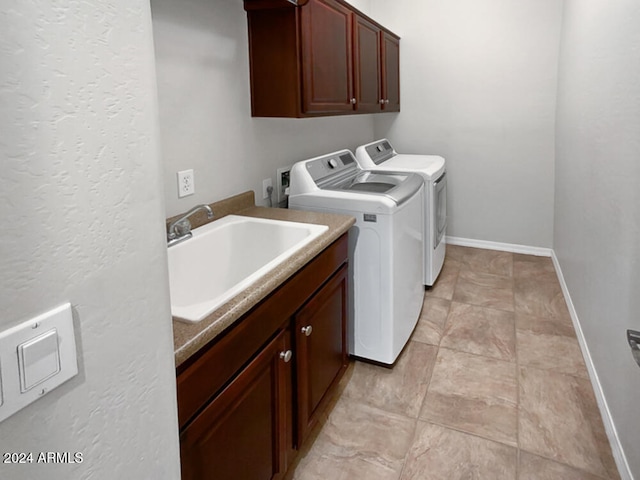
[364,140,396,165]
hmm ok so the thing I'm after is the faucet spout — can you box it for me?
[167,204,214,246]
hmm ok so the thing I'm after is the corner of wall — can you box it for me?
[550,251,634,480]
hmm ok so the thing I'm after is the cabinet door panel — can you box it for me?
[382,32,400,111]
[180,330,292,480]
[295,264,348,444]
[354,15,381,113]
[301,0,354,113]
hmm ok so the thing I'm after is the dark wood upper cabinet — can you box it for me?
[301,0,354,114]
[354,15,382,113]
[382,31,400,112]
[244,0,400,117]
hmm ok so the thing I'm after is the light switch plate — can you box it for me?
[18,329,61,392]
[0,303,78,423]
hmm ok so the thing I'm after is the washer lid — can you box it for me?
[379,154,445,179]
[292,149,423,206]
[328,170,424,206]
[355,140,445,179]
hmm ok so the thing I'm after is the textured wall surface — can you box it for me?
[151,0,376,217]
[0,1,181,478]
[554,0,640,477]
[369,0,563,248]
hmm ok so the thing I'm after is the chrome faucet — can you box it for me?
[167,204,214,247]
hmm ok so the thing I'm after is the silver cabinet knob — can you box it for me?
[350,98,357,104]
[385,99,390,104]
[280,350,292,363]
[380,99,385,104]
[301,325,313,337]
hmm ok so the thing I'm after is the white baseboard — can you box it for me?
[444,236,632,479]
[445,236,553,257]
[550,251,633,480]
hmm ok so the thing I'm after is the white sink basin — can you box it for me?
[168,215,329,323]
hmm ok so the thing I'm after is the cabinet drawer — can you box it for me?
[176,233,348,428]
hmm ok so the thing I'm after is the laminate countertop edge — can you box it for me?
[172,206,355,368]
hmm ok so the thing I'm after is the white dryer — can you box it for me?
[288,149,424,365]
[355,139,446,286]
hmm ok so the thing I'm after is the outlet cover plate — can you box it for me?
[178,169,195,198]
[262,178,273,200]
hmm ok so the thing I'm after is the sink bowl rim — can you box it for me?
[168,214,329,323]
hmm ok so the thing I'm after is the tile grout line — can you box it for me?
[398,284,452,480]
[513,252,521,480]
[418,417,518,450]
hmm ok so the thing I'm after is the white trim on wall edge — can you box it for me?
[445,236,632,479]
[445,236,553,257]
[550,251,634,480]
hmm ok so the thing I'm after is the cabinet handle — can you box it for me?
[279,350,293,363]
[350,98,357,105]
[301,325,313,337]
[385,99,390,104]
[380,99,385,104]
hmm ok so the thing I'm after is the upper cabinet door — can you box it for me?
[354,15,382,113]
[382,31,400,112]
[300,0,354,114]
[244,0,399,117]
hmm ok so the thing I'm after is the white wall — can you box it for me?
[554,0,640,477]
[151,0,376,217]
[0,1,181,478]
[369,0,563,248]
[347,0,371,15]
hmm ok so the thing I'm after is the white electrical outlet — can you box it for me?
[177,169,195,198]
[262,178,273,200]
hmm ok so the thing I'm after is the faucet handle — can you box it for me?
[172,219,192,237]
[167,204,213,245]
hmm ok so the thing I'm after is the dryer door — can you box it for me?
[434,171,447,249]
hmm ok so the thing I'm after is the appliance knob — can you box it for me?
[279,350,293,363]
[328,159,338,169]
[301,325,313,336]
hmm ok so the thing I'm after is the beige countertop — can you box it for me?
[171,192,355,368]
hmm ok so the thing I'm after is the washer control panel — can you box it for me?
[305,150,358,185]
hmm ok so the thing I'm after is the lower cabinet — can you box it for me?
[180,329,292,480]
[176,233,349,479]
[294,264,348,445]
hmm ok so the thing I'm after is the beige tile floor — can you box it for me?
[287,245,620,480]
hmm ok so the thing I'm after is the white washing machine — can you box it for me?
[288,149,424,365]
[355,139,446,286]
